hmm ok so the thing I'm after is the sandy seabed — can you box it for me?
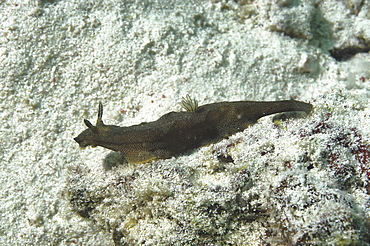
[1,0,370,245]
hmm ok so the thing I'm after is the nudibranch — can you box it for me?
[74,96,312,163]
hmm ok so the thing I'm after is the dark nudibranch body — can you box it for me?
[74,96,313,163]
